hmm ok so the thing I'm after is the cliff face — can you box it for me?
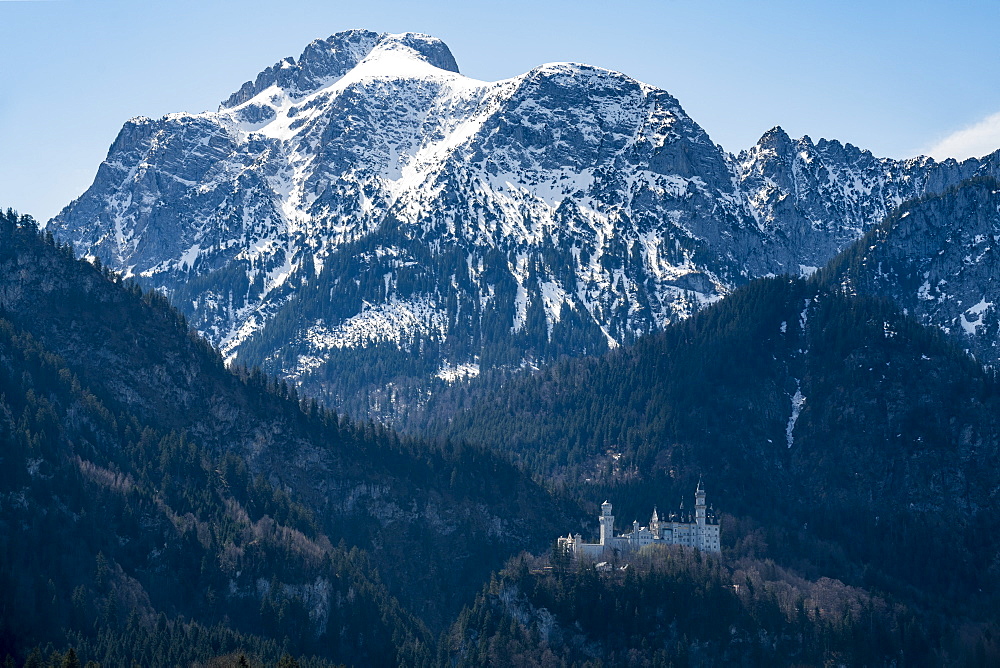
[48,30,1000,421]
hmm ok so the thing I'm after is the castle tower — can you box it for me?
[695,480,706,528]
[599,500,615,546]
[650,507,660,535]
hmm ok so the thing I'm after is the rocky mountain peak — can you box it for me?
[372,31,460,73]
[220,29,460,110]
[756,125,794,152]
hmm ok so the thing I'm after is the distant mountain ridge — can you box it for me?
[48,29,1000,420]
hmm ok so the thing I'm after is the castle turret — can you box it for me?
[599,500,614,546]
[695,479,706,528]
[650,507,660,535]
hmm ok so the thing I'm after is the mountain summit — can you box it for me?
[221,30,461,109]
[48,30,1000,420]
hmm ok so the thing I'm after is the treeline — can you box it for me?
[437,276,986,483]
[13,621,323,668]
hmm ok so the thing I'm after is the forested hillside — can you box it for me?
[0,209,578,665]
[435,273,1000,642]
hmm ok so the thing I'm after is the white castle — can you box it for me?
[559,481,721,559]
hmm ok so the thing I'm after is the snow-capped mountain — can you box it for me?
[48,30,999,419]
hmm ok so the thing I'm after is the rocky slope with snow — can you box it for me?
[825,176,1000,366]
[48,29,1000,419]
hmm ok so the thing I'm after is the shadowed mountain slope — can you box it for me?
[0,209,578,664]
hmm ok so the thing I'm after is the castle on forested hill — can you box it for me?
[559,481,721,559]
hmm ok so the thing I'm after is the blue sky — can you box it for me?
[2,0,999,222]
